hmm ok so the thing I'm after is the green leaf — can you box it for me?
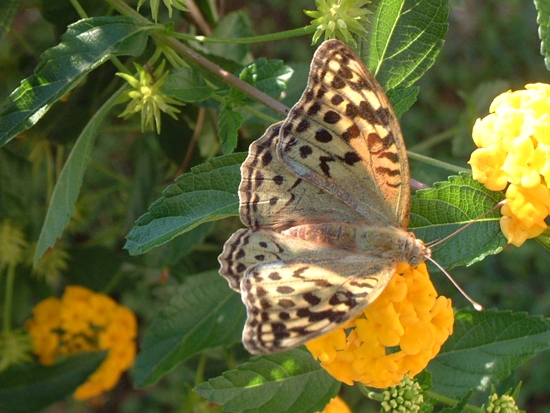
[428,309,550,398]
[239,58,294,100]
[535,0,550,70]
[0,16,151,147]
[162,67,213,102]
[362,0,450,90]
[33,86,127,266]
[387,86,419,117]
[125,153,245,255]
[194,348,340,413]
[219,105,244,155]
[0,352,106,413]
[409,173,507,271]
[134,271,245,387]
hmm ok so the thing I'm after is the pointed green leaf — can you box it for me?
[535,0,550,70]
[409,173,507,271]
[428,309,550,398]
[33,86,127,265]
[0,352,106,413]
[134,271,245,387]
[219,105,244,155]
[125,153,244,255]
[194,348,340,413]
[0,16,151,147]
[363,0,450,90]
[387,86,419,117]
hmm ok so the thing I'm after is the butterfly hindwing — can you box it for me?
[220,228,351,291]
[241,253,396,354]
[277,39,411,227]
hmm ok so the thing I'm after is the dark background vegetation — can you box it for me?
[1,0,549,411]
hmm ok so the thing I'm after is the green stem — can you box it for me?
[110,56,132,74]
[160,45,188,69]
[225,349,238,370]
[102,268,126,295]
[357,383,383,401]
[169,26,317,43]
[69,0,89,19]
[407,151,468,174]
[426,390,484,413]
[408,127,458,153]
[195,354,208,385]
[106,0,165,25]
[2,264,15,333]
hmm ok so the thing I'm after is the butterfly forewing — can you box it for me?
[239,122,366,232]
[278,39,410,227]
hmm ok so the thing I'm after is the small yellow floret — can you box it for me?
[306,263,453,388]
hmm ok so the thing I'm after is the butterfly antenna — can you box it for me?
[428,200,507,249]
[427,256,484,311]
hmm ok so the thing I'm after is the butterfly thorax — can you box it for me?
[281,223,430,266]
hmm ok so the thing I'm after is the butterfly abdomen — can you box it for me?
[281,223,364,251]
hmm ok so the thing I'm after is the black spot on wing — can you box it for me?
[315,129,332,143]
[319,156,335,178]
[299,145,313,158]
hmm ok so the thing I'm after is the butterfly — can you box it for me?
[218,39,430,354]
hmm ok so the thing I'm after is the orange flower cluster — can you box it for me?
[306,263,454,388]
[25,286,137,400]
[469,83,550,246]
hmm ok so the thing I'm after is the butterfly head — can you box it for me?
[406,233,431,267]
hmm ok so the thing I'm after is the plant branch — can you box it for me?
[2,265,15,333]
[156,35,290,116]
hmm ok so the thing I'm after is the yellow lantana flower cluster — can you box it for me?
[306,263,454,389]
[469,83,550,246]
[25,286,137,400]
